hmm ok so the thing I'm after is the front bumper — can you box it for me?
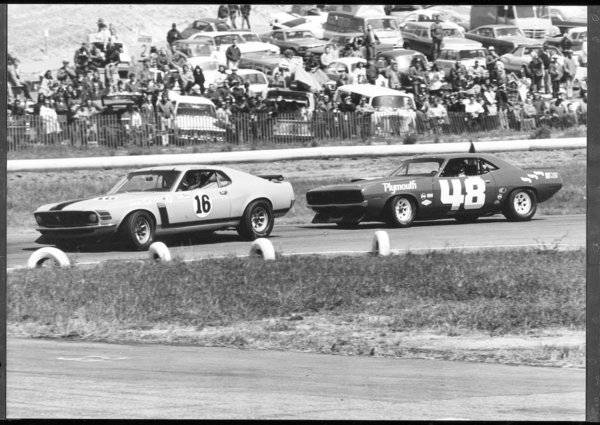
[36,224,118,239]
[308,202,368,224]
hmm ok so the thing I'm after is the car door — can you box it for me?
[169,169,231,225]
[432,157,497,217]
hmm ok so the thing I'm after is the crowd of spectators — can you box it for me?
[7,14,587,147]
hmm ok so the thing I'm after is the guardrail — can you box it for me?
[7,137,586,172]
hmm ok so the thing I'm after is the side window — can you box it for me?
[441,158,478,177]
[479,159,499,174]
[178,170,218,191]
[273,32,284,40]
[217,171,232,188]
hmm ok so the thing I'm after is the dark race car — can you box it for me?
[306,153,562,227]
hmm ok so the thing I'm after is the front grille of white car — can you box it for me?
[523,29,546,39]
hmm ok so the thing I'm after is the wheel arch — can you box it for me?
[381,193,420,218]
[117,209,158,230]
[241,196,273,214]
[502,186,538,208]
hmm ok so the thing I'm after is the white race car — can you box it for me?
[34,165,295,250]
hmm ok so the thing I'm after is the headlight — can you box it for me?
[88,213,98,223]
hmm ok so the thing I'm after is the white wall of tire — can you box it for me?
[27,247,71,268]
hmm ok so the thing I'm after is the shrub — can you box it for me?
[529,125,552,140]
[403,134,418,145]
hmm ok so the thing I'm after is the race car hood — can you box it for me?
[36,192,169,212]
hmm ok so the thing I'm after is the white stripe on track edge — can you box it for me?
[6,243,583,273]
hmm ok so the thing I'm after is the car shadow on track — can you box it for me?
[26,231,282,254]
[295,217,535,230]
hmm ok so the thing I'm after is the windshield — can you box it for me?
[287,30,315,39]
[241,33,261,42]
[391,159,444,176]
[459,49,487,59]
[515,6,536,19]
[366,18,398,30]
[214,34,244,45]
[496,27,523,37]
[176,102,216,117]
[442,28,462,38]
[241,72,267,85]
[282,18,307,27]
[372,95,414,109]
[110,171,181,194]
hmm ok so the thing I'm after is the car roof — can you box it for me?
[172,95,216,105]
[235,68,266,75]
[472,24,519,30]
[334,57,367,64]
[135,164,236,173]
[441,39,484,50]
[379,49,421,57]
[405,20,461,29]
[337,84,414,98]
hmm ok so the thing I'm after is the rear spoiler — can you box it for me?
[259,174,285,182]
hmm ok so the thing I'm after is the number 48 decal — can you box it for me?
[439,177,486,210]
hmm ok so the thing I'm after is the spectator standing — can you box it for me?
[166,23,182,53]
[39,70,56,98]
[320,45,336,68]
[225,39,242,69]
[539,45,552,94]
[7,54,33,101]
[240,4,251,30]
[365,61,378,84]
[528,51,544,93]
[375,69,389,87]
[386,62,401,89]
[485,46,500,80]
[156,92,175,146]
[351,61,367,84]
[494,61,507,86]
[560,33,573,53]
[218,4,229,20]
[39,98,61,144]
[548,56,563,98]
[179,64,195,94]
[430,15,444,60]
[229,4,240,29]
[192,66,206,94]
[562,50,577,98]
[427,62,445,95]
[363,24,380,61]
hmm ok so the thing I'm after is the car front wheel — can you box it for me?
[386,196,416,228]
[503,189,537,221]
[122,211,155,250]
[237,200,274,240]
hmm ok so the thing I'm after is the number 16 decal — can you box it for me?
[194,194,211,217]
[439,177,486,210]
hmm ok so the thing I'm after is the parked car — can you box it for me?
[261,29,328,57]
[373,49,429,73]
[323,11,404,49]
[401,20,465,59]
[235,68,270,98]
[550,6,587,33]
[170,38,220,68]
[34,165,295,249]
[171,95,226,143]
[545,26,587,66]
[180,18,231,39]
[434,40,489,77]
[465,25,538,55]
[188,31,280,64]
[238,52,289,76]
[306,34,364,57]
[499,44,562,73]
[396,8,469,31]
[384,5,425,16]
[324,57,367,82]
[305,153,562,227]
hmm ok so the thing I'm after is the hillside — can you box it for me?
[7,4,287,79]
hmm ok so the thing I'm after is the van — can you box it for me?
[434,40,488,77]
[323,11,403,49]
[335,84,415,111]
[401,21,465,59]
[470,6,560,39]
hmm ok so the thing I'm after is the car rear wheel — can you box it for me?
[122,211,155,250]
[237,200,274,240]
[386,196,416,228]
[503,189,537,222]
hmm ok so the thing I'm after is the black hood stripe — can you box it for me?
[50,197,95,211]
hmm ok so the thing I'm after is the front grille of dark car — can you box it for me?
[306,190,364,205]
[35,211,97,228]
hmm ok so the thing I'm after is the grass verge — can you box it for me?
[8,249,585,366]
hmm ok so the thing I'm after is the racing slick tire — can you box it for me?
[385,196,416,228]
[121,211,155,250]
[454,214,479,224]
[503,189,537,222]
[237,200,275,241]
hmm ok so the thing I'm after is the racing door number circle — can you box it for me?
[439,177,486,210]
[194,194,212,218]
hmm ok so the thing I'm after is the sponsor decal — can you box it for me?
[497,194,503,200]
[383,180,417,194]
[420,193,427,200]
[533,171,545,176]
[194,194,212,218]
[545,172,558,179]
[421,199,432,206]
[426,193,434,199]
[527,173,539,180]
[499,187,507,194]
[520,177,532,183]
